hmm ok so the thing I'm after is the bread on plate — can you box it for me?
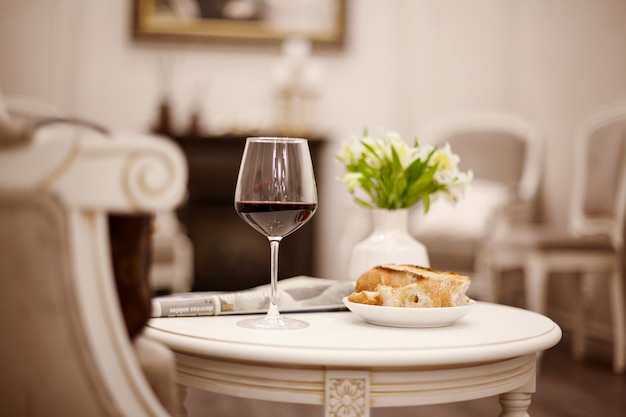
[347,264,471,308]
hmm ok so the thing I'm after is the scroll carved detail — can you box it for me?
[123,150,176,209]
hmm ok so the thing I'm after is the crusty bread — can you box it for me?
[348,264,470,308]
[346,290,382,306]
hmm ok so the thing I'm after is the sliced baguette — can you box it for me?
[348,264,470,308]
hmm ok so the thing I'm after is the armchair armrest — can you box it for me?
[0,123,187,213]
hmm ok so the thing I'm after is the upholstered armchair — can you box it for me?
[0,114,188,415]
[410,109,543,300]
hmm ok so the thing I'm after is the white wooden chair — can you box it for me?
[411,109,543,300]
[480,102,626,374]
[0,116,188,414]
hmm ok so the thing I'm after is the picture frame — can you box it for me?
[132,0,347,49]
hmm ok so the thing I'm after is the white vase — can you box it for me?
[348,208,430,281]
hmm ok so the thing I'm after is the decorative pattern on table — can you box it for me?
[325,370,370,417]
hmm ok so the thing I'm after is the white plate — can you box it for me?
[342,297,477,328]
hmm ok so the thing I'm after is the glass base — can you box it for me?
[237,314,309,330]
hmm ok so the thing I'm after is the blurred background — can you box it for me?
[2,0,625,371]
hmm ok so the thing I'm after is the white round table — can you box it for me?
[146,302,561,417]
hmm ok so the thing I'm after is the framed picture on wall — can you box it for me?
[132,0,347,49]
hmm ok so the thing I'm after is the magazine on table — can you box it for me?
[151,276,355,318]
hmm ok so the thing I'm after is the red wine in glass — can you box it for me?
[235,202,317,238]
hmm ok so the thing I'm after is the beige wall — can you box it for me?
[2,0,625,340]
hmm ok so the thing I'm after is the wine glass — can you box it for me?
[234,137,318,329]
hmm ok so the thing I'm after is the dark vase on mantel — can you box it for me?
[186,108,205,138]
[152,98,172,136]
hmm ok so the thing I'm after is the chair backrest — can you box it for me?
[417,109,543,205]
[0,120,187,416]
[570,102,626,248]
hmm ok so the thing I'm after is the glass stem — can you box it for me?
[267,238,282,318]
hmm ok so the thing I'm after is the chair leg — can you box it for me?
[571,274,588,362]
[524,251,549,314]
[475,247,499,303]
[609,263,626,374]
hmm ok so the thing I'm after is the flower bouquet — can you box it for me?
[336,130,472,212]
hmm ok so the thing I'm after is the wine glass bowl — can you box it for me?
[234,137,318,329]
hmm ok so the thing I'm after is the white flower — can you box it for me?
[336,140,360,165]
[431,143,459,170]
[339,172,363,193]
[442,170,474,203]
